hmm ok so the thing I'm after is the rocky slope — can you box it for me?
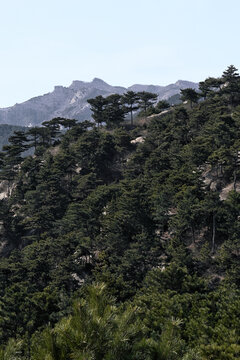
[0,78,198,127]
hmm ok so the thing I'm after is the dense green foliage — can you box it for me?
[1,66,240,358]
[87,90,158,127]
[0,125,27,151]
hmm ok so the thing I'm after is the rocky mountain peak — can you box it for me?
[70,80,88,90]
[92,77,107,84]
[175,80,198,88]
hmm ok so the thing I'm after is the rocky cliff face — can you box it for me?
[0,78,198,127]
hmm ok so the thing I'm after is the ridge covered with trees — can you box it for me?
[1,66,240,359]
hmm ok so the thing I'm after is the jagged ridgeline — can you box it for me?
[1,65,240,359]
[0,78,198,127]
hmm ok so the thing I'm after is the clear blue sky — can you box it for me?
[0,0,239,107]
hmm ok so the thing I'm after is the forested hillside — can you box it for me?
[1,66,240,359]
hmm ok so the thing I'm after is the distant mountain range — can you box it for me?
[0,78,198,127]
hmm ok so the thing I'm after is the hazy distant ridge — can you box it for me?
[0,78,198,127]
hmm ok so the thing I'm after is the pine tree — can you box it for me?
[42,118,61,145]
[180,88,199,108]
[221,65,240,108]
[104,94,125,129]
[0,131,29,194]
[87,95,107,128]
[122,91,139,126]
[137,91,158,116]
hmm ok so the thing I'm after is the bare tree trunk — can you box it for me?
[211,214,216,253]
[234,149,238,191]
[233,169,237,191]
[130,110,133,126]
[7,181,10,197]
[220,164,223,176]
[191,225,195,243]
